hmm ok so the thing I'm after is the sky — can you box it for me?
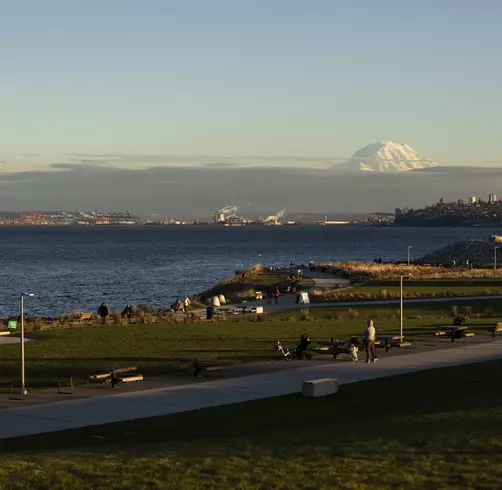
[0,0,501,213]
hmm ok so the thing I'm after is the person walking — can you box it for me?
[266,288,273,305]
[98,302,109,324]
[122,304,133,323]
[274,287,280,304]
[363,319,378,363]
[183,296,191,310]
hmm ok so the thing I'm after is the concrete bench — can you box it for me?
[489,323,502,339]
[302,378,338,397]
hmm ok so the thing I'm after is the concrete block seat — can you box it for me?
[303,378,338,397]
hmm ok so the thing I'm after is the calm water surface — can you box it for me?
[0,225,494,317]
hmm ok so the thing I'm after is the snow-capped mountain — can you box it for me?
[333,141,439,172]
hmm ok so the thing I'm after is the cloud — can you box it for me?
[204,162,237,168]
[0,162,500,217]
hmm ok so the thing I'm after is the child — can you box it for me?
[348,336,360,362]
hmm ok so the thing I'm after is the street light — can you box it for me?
[20,293,34,395]
[407,246,412,267]
[400,274,411,338]
[495,247,499,270]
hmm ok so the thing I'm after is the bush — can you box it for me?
[300,308,311,321]
[483,307,495,318]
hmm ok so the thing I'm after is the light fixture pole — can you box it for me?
[407,246,412,267]
[400,273,411,338]
[495,247,499,270]
[20,293,34,395]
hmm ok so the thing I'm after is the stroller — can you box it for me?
[274,334,312,361]
[274,341,291,360]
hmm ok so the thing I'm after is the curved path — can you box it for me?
[235,271,499,312]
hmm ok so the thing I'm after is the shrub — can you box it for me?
[300,308,311,321]
[483,307,495,318]
[460,306,473,318]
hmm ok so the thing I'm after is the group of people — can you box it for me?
[170,296,191,312]
[266,287,281,304]
[97,302,134,323]
[97,295,192,324]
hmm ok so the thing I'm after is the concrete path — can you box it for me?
[1,340,502,440]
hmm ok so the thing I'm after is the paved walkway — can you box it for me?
[1,340,502,440]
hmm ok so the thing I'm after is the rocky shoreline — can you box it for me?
[418,235,502,266]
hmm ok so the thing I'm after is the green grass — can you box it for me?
[2,359,502,489]
[1,298,502,390]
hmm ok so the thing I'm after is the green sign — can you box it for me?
[8,320,17,330]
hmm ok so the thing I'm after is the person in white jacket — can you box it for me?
[363,319,378,363]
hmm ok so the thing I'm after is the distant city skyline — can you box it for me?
[1,0,501,175]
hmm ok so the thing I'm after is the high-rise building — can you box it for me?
[469,196,477,204]
[489,194,497,203]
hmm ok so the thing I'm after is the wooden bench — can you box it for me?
[79,312,94,322]
[488,323,502,339]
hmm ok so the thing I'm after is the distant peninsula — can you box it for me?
[395,194,502,227]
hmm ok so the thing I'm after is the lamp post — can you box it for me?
[407,246,412,267]
[495,247,499,270]
[20,293,34,395]
[400,274,411,338]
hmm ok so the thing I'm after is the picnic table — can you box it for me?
[437,325,473,343]
[316,338,351,359]
[175,356,221,377]
[376,335,409,352]
[88,366,143,388]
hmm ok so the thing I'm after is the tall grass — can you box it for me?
[315,261,502,280]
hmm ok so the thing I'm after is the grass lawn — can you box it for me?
[1,298,502,390]
[2,359,502,489]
